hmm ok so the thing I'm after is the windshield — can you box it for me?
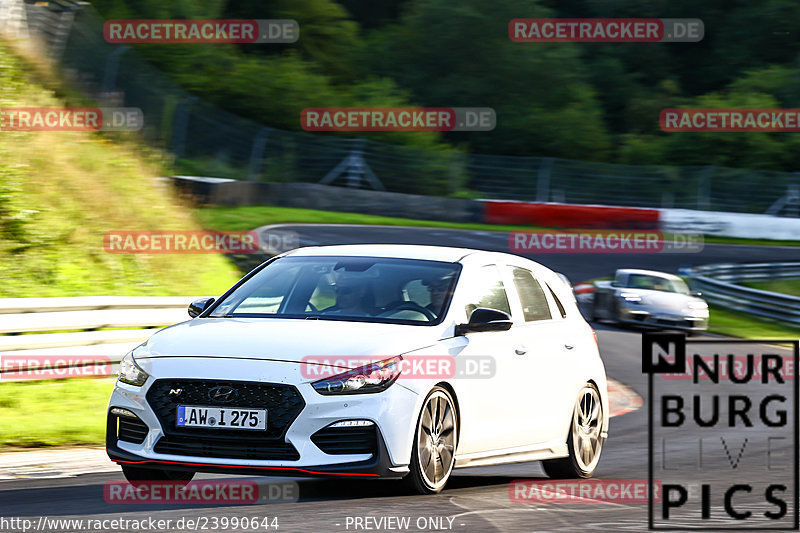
[209,256,460,325]
[626,274,690,294]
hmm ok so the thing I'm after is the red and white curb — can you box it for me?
[607,378,643,418]
[572,283,595,303]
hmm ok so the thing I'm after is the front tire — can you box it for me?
[542,383,604,479]
[405,387,458,494]
[121,465,195,487]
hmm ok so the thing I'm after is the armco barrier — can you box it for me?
[689,262,800,325]
[660,208,800,240]
[168,177,800,239]
[483,200,660,229]
[168,177,482,223]
[169,177,662,229]
[0,296,201,351]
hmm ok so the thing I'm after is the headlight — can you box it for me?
[619,292,643,303]
[312,356,402,395]
[118,352,149,386]
[688,301,708,310]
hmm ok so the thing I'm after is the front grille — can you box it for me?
[146,379,305,461]
[154,434,300,461]
[311,425,378,455]
[146,379,305,439]
[116,415,149,444]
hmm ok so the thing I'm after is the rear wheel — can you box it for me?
[542,384,604,479]
[405,387,458,494]
[121,465,195,487]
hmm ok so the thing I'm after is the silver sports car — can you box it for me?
[591,269,709,332]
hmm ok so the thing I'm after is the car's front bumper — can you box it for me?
[106,421,406,479]
[618,307,708,331]
[105,357,420,479]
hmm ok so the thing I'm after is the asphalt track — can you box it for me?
[1,225,798,532]
[256,224,800,282]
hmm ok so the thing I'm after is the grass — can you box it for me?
[194,205,546,233]
[706,305,800,340]
[742,279,800,297]
[0,379,113,448]
[0,42,241,297]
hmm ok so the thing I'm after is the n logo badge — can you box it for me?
[642,332,686,374]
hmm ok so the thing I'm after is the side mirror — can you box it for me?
[455,308,513,336]
[188,297,215,318]
[691,291,702,297]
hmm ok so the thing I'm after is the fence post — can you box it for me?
[171,96,196,157]
[101,45,130,94]
[537,157,553,202]
[48,2,84,62]
[447,153,461,196]
[697,166,713,210]
[247,127,271,180]
[319,138,384,190]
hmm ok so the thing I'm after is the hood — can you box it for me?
[137,317,445,364]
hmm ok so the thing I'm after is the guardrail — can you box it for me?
[688,262,800,325]
[0,296,202,352]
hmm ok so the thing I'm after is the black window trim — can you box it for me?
[546,282,568,319]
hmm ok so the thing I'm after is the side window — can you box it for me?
[464,265,511,319]
[547,283,567,318]
[511,268,552,322]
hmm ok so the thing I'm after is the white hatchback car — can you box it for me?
[107,245,609,493]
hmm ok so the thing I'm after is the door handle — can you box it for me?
[564,343,575,350]
[514,346,528,355]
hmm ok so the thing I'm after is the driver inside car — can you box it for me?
[423,275,453,317]
[322,271,375,316]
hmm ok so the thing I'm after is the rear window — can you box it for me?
[511,268,552,322]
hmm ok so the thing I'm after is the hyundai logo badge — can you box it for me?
[208,385,238,403]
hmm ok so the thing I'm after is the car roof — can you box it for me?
[618,268,682,281]
[284,244,480,263]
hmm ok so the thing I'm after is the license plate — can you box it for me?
[177,406,267,430]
